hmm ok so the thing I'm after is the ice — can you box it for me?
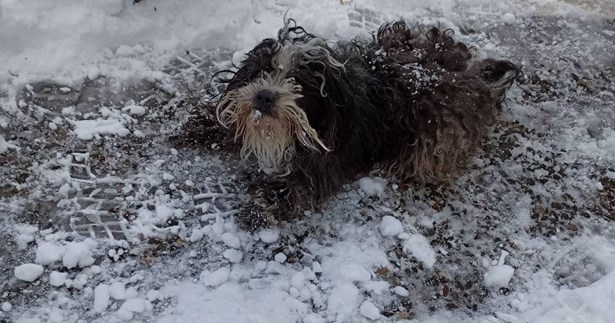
[14,263,44,282]
[200,267,231,287]
[358,177,386,196]
[379,215,403,237]
[403,234,437,269]
[484,265,515,288]
[35,242,65,265]
[359,300,380,320]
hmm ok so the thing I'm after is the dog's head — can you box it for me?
[216,20,348,174]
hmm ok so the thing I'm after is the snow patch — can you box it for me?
[358,177,386,196]
[14,263,44,282]
[403,234,437,269]
[484,265,515,288]
[379,215,403,237]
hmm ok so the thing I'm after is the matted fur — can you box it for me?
[214,19,519,227]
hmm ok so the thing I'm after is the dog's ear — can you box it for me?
[223,39,279,92]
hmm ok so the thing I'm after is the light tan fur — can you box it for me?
[216,77,330,173]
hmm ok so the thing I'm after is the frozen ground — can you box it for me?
[1,0,614,322]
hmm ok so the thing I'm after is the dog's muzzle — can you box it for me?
[254,89,276,116]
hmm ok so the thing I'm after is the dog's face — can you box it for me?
[216,25,346,174]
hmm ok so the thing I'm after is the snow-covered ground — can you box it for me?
[1,0,614,322]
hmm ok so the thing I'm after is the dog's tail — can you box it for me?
[477,59,519,103]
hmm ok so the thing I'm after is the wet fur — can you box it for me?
[215,20,519,228]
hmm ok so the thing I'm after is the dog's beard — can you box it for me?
[217,77,330,174]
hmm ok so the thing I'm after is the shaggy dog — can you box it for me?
[214,19,518,227]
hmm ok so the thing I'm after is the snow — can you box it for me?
[117,298,151,320]
[359,300,381,320]
[403,234,437,269]
[392,286,410,297]
[62,242,95,269]
[0,135,19,154]
[14,263,44,282]
[1,0,615,322]
[222,249,243,263]
[109,282,127,300]
[35,242,65,265]
[259,229,280,243]
[274,252,288,263]
[379,215,403,237]
[502,12,517,24]
[358,177,386,196]
[121,104,147,116]
[200,267,231,287]
[484,265,515,288]
[221,232,241,249]
[49,271,68,287]
[1,302,12,312]
[93,284,110,313]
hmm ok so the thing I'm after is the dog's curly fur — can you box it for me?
[213,19,518,228]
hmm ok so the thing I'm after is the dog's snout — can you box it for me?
[254,90,275,114]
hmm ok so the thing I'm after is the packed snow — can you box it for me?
[1,0,615,322]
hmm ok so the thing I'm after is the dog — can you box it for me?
[214,19,518,228]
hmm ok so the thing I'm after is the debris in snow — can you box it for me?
[403,234,437,269]
[200,267,230,287]
[259,229,280,243]
[358,177,386,196]
[14,264,44,282]
[359,301,380,320]
[484,265,515,288]
[379,216,403,236]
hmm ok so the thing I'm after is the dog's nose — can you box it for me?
[254,90,275,114]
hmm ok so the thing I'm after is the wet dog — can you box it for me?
[215,19,518,227]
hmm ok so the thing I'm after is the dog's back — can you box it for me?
[362,21,519,184]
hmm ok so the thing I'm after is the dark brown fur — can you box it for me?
[210,20,518,228]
